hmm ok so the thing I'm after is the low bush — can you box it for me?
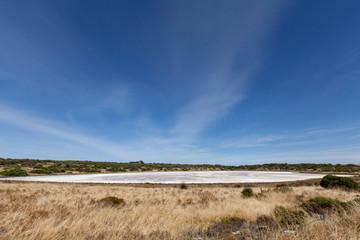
[0,169,28,176]
[30,169,52,174]
[241,187,254,198]
[207,216,278,239]
[107,167,119,172]
[273,206,305,227]
[48,167,66,173]
[255,215,280,230]
[300,197,349,215]
[98,196,126,207]
[83,168,101,173]
[320,174,359,190]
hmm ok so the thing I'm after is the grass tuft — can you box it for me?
[98,196,126,207]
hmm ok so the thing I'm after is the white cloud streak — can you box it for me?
[303,126,358,137]
[0,105,131,159]
[0,105,219,163]
[170,87,242,139]
[220,124,360,149]
[220,135,285,148]
[168,1,286,140]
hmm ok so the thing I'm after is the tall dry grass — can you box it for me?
[0,181,359,239]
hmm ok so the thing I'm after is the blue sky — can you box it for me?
[0,1,359,165]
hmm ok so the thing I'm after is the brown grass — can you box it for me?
[0,181,359,239]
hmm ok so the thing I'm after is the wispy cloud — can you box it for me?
[220,135,285,148]
[0,105,131,159]
[90,84,131,115]
[219,124,360,149]
[167,1,286,140]
[170,86,242,139]
[302,126,358,137]
[232,145,360,164]
[0,104,217,162]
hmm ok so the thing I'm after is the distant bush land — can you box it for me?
[0,157,359,175]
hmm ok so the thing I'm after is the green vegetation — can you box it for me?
[273,206,305,226]
[0,169,28,176]
[241,187,254,198]
[301,197,349,215]
[29,169,52,174]
[320,174,359,190]
[0,157,359,176]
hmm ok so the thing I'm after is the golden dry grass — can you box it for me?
[0,181,359,239]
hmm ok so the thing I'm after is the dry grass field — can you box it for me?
[0,181,360,240]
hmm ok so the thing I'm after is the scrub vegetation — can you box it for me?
[320,174,359,190]
[1,157,359,177]
[1,177,360,240]
[0,169,28,177]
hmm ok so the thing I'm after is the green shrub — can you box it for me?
[30,169,52,174]
[300,197,349,215]
[83,168,101,173]
[107,167,119,172]
[47,167,66,173]
[0,169,28,176]
[98,196,126,207]
[242,187,254,198]
[320,175,359,190]
[274,206,305,226]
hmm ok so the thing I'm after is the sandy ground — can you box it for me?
[0,170,348,184]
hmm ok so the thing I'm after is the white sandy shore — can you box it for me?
[0,171,348,184]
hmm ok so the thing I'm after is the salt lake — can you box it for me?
[0,171,343,184]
